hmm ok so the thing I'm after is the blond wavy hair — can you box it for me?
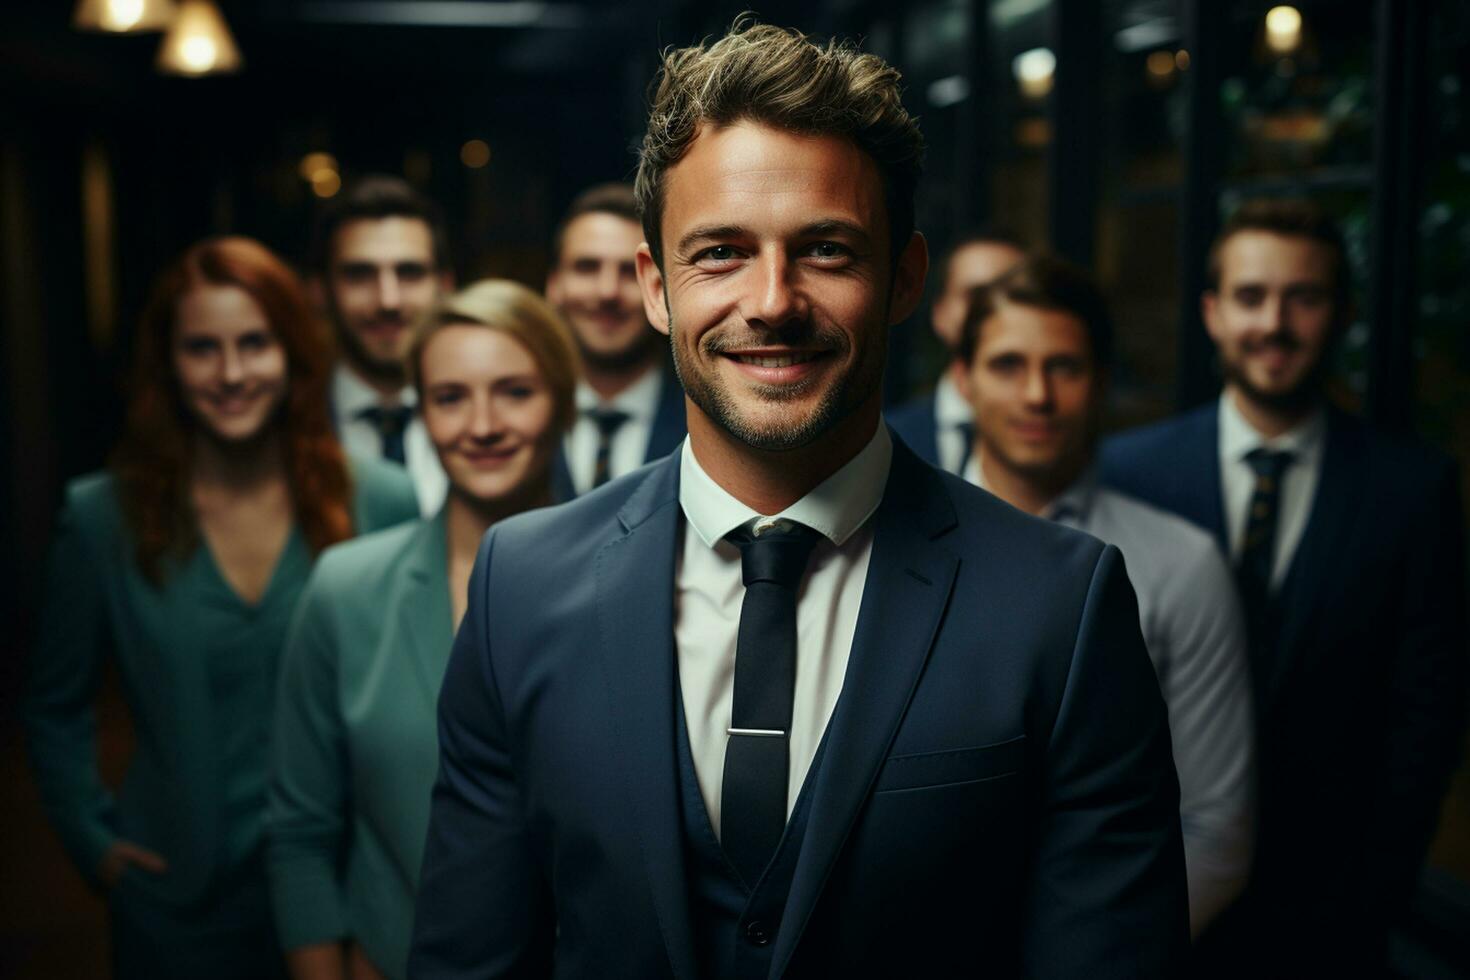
[406,279,581,437]
[635,17,924,268]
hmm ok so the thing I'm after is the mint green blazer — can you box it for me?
[22,456,419,908]
[268,508,456,980]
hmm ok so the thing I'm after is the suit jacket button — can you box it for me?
[744,920,770,946]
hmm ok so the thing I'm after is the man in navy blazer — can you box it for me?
[545,183,686,500]
[412,21,1187,979]
[887,231,1023,472]
[1101,199,1467,974]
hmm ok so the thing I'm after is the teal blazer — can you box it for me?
[22,456,419,908]
[268,509,455,980]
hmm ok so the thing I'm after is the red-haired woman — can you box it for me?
[22,236,419,979]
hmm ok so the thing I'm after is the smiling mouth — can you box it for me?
[727,351,824,368]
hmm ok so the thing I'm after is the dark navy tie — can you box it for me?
[721,519,822,888]
[359,405,413,465]
[588,407,631,489]
[1236,448,1295,649]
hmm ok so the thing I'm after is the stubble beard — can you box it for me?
[667,315,881,452]
[1220,337,1330,416]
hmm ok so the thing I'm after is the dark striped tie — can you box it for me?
[1236,448,1295,651]
[588,407,631,489]
[359,405,413,465]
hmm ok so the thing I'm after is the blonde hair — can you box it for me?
[407,279,580,435]
[635,17,924,268]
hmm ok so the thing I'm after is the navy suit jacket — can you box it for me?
[410,436,1188,979]
[885,393,939,467]
[1100,403,1467,942]
[550,362,687,502]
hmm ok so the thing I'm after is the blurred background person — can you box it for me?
[21,236,419,980]
[545,183,685,498]
[268,279,578,980]
[1102,199,1467,975]
[955,252,1255,939]
[308,175,455,515]
[888,231,1024,473]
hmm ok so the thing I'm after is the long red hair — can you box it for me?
[113,236,354,581]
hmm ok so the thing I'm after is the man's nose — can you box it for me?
[378,270,402,310]
[1023,366,1053,408]
[745,250,806,328]
[596,265,621,302]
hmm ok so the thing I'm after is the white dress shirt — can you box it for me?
[964,459,1255,935]
[331,365,447,516]
[1217,392,1326,589]
[675,425,892,837]
[932,373,975,476]
[563,367,665,495]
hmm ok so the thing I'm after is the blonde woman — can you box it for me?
[267,280,578,980]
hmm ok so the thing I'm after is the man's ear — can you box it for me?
[887,231,930,326]
[635,243,671,336]
[545,269,563,307]
[949,356,973,402]
[438,270,456,293]
[306,276,326,311]
[1201,290,1222,345]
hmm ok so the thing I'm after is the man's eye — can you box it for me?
[809,242,848,259]
[181,338,217,355]
[433,390,465,406]
[699,245,740,263]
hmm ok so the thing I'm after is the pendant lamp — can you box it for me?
[73,0,178,33]
[156,0,242,76]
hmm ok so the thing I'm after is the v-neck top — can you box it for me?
[22,455,419,904]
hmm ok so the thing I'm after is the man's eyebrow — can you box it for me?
[675,225,748,257]
[798,219,871,245]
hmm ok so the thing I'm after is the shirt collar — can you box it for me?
[933,372,975,428]
[1218,390,1326,464]
[332,363,416,418]
[575,364,663,422]
[679,423,893,550]
[963,453,1098,525]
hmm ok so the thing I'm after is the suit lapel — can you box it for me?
[770,440,960,978]
[593,454,698,980]
[1185,404,1228,550]
[398,512,455,705]
[1267,410,1363,697]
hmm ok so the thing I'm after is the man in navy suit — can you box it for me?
[1101,198,1467,974]
[412,21,1187,979]
[546,183,685,499]
[887,231,1023,472]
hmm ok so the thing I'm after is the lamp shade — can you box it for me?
[156,0,242,76]
[73,0,178,33]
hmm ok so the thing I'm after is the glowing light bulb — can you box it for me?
[104,0,145,30]
[179,35,217,72]
[1012,47,1056,99]
[1265,6,1303,54]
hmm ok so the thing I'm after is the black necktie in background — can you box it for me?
[359,405,413,465]
[721,519,821,888]
[588,407,631,489]
[1236,448,1295,651]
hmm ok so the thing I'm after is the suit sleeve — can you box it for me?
[267,566,352,951]
[21,489,118,886]
[409,528,554,979]
[1367,458,1468,914]
[1021,544,1190,978]
[1154,541,1255,936]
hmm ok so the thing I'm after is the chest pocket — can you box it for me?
[874,735,1025,793]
